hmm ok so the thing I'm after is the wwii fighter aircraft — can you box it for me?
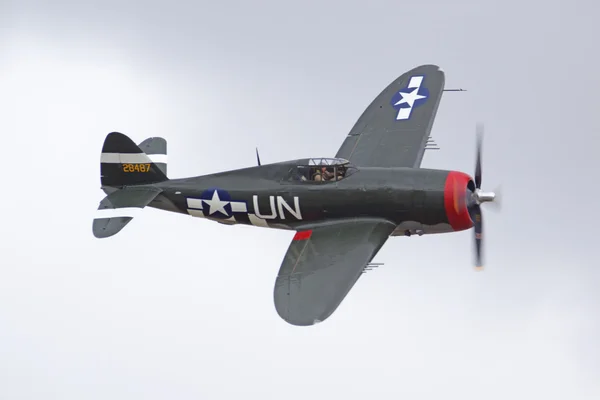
[93,64,499,326]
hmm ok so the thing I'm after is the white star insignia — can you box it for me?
[203,190,229,216]
[394,87,426,109]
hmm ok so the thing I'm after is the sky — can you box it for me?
[1,0,599,398]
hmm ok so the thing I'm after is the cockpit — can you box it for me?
[285,157,358,183]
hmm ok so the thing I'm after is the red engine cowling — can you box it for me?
[444,171,475,232]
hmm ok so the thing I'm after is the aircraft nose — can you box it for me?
[443,171,474,231]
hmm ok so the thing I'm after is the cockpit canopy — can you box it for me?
[306,157,349,166]
[285,157,358,183]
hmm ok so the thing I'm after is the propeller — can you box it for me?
[466,123,500,271]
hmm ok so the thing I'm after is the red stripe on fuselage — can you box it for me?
[443,171,473,232]
[293,230,312,240]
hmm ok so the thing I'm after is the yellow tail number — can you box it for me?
[123,163,151,173]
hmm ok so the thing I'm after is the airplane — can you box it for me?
[93,64,499,326]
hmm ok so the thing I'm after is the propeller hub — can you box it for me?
[473,189,496,204]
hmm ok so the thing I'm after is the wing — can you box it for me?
[335,64,445,168]
[273,218,396,326]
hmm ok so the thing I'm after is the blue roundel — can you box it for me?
[390,75,429,121]
[198,187,233,218]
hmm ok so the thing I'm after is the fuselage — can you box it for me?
[131,159,475,237]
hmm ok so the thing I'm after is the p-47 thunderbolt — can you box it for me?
[93,64,499,326]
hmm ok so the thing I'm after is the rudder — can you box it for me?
[100,132,168,188]
[138,137,167,176]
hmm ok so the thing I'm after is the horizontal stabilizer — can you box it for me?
[93,186,162,238]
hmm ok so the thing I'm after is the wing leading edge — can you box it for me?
[273,218,396,326]
[335,64,445,168]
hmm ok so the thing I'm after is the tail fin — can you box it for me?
[138,137,167,176]
[93,186,162,238]
[100,132,168,188]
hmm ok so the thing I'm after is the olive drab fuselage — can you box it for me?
[144,158,475,237]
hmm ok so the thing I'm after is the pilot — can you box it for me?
[322,167,335,181]
[335,166,346,180]
[312,167,323,181]
[313,163,332,181]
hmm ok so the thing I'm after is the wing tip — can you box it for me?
[273,293,331,327]
[411,63,443,71]
[278,316,325,327]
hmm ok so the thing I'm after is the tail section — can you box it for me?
[93,186,162,238]
[100,132,168,188]
[138,137,167,176]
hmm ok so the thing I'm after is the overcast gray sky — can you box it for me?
[1,0,599,399]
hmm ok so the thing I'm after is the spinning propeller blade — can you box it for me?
[467,123,500,270]
[475,123,483,189]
